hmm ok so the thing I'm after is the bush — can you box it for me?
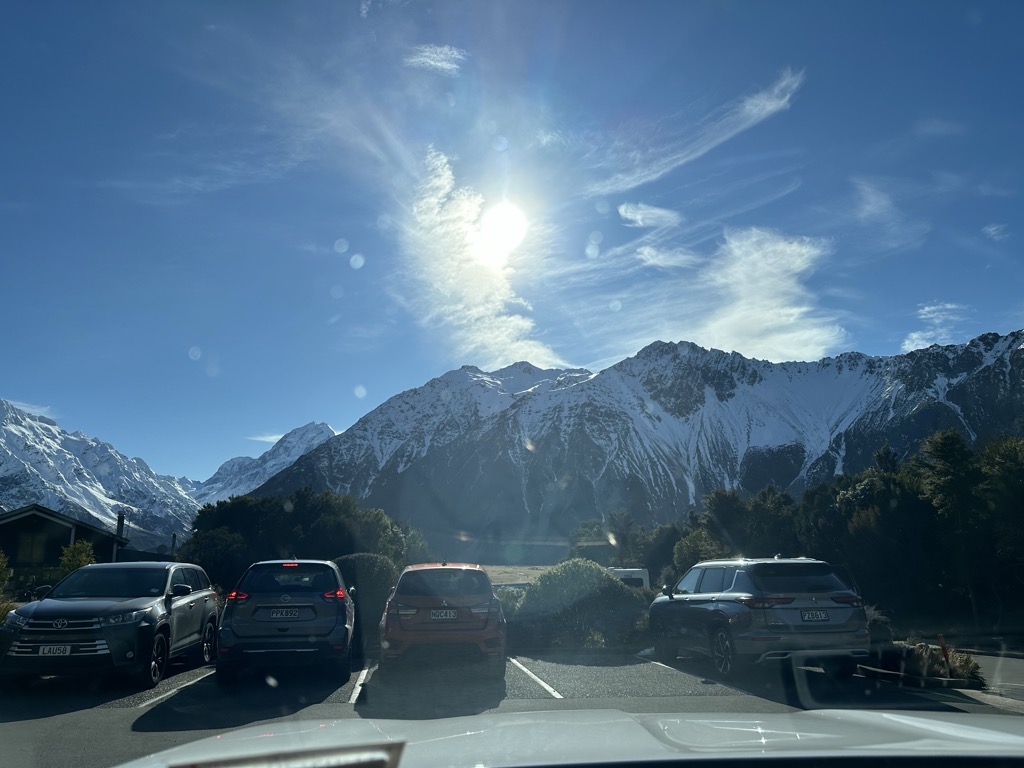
[511,558,648,651]
[0,548,9,594]
[335,553,400,659]
[58,540,95,578]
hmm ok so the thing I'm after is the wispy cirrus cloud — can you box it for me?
[403,44,468,76]
[583,69,804,197]
[982,223,1009,242]
[399,148,565,370]
[4,399,56,419]
[246,433,284,444]
[913,118,965,138]
[851,177,930,252]
[697,228,846,361]
[901,302,971,352]
[617,203,682,228]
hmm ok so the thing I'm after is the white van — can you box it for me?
[607,567,650,589]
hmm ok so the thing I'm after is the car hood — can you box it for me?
[116,709,1024,767]
[18,597,158,619]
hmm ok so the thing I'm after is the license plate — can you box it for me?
[430,609,458,620]
[40,645,71,656]
[801,610,829,622]
[270,608,299,619]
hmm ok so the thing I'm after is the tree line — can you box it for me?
[573,429,1024,631]
[177,489,430,589]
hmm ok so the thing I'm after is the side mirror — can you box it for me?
[661,584,674,599]
[34,585,53,601]
[171,583,193,598]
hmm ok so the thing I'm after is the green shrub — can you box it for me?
[0,597,14,623]
[58,540,95,578]
[0,548,9,594]
[335,553,400,659]
[512,558,648,651]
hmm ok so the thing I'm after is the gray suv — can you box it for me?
[648,557,870,679]
[0,561,219,689]
[216,559,355,684]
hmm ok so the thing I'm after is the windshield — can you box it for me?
[49,568,168,599]
[1,1,1022,768]
[749,563,852,593]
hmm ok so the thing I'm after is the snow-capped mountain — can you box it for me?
[0,404,336,549]
[254,331,1024,555]
[187,422,336,505]
[0,400,200,551]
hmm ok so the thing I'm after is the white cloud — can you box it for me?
[246,433,284,444]
[403,45,468,76]
[901,302,971,352]
[635,245,699,269]
[851,177,930,252]
[982,223,1009,242]
[400,148,565,370]
[617,203,682,228]
[584,69,804,197]
[696,228,846,361]
[5,399,55,418]
[913,118,965,137]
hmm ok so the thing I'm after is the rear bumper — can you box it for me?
[217,626,351,668]
[736,628,871,664]
[379,623,506,660]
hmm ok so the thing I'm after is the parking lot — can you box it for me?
[3,649,1021,768]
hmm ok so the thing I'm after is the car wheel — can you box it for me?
[485,654,506,678]
[330,650,352,684]
[822,659,858,680]
[137,632,169,689]
[215,660,240,685]
[193,620,217,666]
[709,626,737,678]
[654,635,676,663]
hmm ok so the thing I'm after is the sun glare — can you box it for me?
[476,202,528,269]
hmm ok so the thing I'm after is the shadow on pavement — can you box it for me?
[355,658,507,720]
[0,658,204,723]
[667,656,971,713]
[132,665,341,732]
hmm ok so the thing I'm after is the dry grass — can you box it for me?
[480,564,555,585]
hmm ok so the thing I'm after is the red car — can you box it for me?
[378,563,506,676]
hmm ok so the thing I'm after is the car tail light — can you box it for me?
[386,601,417,617]
[470,598,500,617]
[737,596,794,608]
[321,588,348,601]
[226,590,249,604]
[831,596,864,607]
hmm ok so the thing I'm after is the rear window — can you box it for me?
[396,569,492,597]
[749,563,851,593]
[240,563,339,593]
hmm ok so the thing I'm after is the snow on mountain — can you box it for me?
[189,422,336,505]
[254,331,1024,557]
[0,400,199,551]
[0,404,336,550]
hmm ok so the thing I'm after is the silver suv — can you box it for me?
[215,559,355,684]
[648,557,869,679]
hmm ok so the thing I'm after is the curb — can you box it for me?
[858,664,985,690]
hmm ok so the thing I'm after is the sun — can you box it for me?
[475,201,528,269]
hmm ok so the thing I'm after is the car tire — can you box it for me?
[709,626,738,679]
[822,659,858,680]
[137,631,169,689]
[485,654,506,678]
[193,620,217,666]
[329,650,352,684]
[654,635,676,663]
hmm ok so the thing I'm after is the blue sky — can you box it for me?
[2,1,1021,481]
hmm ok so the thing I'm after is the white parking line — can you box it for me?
[348,662,371,704]
[510,657,563,699]
[137,669,214,708]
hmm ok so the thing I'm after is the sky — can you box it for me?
[2,0,1021,481]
